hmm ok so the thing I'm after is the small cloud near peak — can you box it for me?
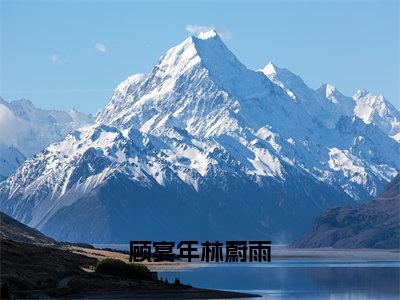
[185,24,232,40]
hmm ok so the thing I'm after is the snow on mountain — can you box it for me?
[353,90,400,141]
[0,31,398,243]
[259,63,399,196]
[316,83,355,116]
[260,62,400,142]
[259,63,348,129]
[0,141,25,181]
[0,98,94,179]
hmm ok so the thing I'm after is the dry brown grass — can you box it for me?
[65,246,200,271]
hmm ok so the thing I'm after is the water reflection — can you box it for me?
[160,261,400,299]
[307,267,400,296]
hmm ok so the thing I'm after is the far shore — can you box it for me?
[272,245,400,260]
[67,245,400,272]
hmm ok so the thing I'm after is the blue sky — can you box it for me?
[1,0,399,114]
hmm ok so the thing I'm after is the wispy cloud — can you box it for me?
[185,24,232,40]
[186,24,213,35]
[0,104,29,147]
[51,53,66,65]
[95,43,107,53]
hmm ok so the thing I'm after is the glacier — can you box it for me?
[0,30,398,243]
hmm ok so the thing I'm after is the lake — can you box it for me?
[159,261,400,299]
[93,244,400,299]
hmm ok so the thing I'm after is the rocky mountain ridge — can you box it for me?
[0,30,398,242]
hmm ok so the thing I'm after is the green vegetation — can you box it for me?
[95,259,152,280]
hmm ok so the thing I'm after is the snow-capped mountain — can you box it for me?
[0,30,398,243]
[260,62,400,141]
[353,90,400,141]
[0,98,94,179]
[0,142,25,181]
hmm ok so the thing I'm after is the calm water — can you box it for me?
[159,261,400,300]
[93,244,400,299]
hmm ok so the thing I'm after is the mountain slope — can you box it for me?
[0,98,94,179]
[259,62,399,198]
[0,211,56,245]
[260,62,400,142]
[293,174,400,249]
[353,90,400,141]
[0,142,26,181]
[0,31,398,243]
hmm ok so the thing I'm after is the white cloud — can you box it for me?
[185,24,232,40]
[51,53,66,64]
[0,104,29,147]
[186,24,213,35]
[95,43,107,53]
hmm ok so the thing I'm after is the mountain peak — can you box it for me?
[259,62,306,101]
[98,30,275,130]
[352,89,400,138]
[353,89,385,103]
[152,30,230,79]
[354,89,371,99]
[323,83,336,94]
[260,62,278,76]
[149,30,266,99]
[9,98,35,109]
[317,83,342,99]
[2,33,399,244]
[259,62,302,85]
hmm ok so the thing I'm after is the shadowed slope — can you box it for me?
[294,174,400,248]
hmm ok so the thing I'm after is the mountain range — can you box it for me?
[0,98,93,180]
[0,30,398,243]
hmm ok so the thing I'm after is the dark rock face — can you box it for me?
[0,211,56,245]
[293,174,400,249]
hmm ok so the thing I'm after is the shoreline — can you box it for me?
[1,238,259,299]
[69,245,400,272]
[67,289,260,299]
